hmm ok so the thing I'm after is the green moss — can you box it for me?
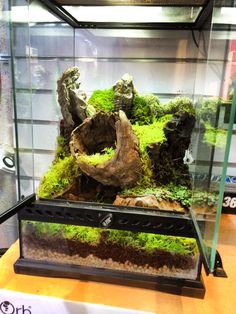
[55,135,70,160]
[137,151,156,187]
[122,184,192,208]
[131,96,195,125]
[203,122,227,148]
[28,221,63,238]
[24,221,101,245]
[105,229,198,256]
[37,156,80,198]
[164,97,195,116]
[132,114,172,153]
[88,89,115,112]
[131,94,162,125]
[132,114,173,188]
[23,221,198,256]
[77,147,115,166]
[63,225,101,245]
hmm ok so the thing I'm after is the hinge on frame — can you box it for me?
[213,250,227,278]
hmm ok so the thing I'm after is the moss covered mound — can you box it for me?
[88,89,115,112]
[164,97,195,116]
[37,156,80,199]
[131,94,163,125]
[132,114,172,153]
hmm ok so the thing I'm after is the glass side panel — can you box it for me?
[0,0,18,247]
[191,1,236,272]
[21,220,200,280]
[11,0,75,198]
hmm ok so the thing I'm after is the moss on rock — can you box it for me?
[131,94,163,125]
[88,89,115,112]
[37,156,80,199]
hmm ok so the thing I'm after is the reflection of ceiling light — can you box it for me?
[11,4,60,23]
[64,5,201,23]
[221,7,234,15]
[64,5,162,23]
[213,7,236,25]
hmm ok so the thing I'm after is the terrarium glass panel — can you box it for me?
[0,0,18,248]
[21,220,200,280]
[189,0,236,272]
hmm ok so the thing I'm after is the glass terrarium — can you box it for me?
[1,0,236,297]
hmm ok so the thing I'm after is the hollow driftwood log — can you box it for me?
[70,110,141,187]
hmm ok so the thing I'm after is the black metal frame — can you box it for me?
[39,0,214,30]
[12,197,205,297]
[17,198,196,237]
[0,194,36,224]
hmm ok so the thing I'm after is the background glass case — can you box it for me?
[1,0,236,297]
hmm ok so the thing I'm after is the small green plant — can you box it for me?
[77,147,115,166]
[122,184,192,208]
[37,156,80,198]
[88,89,115,112]
[166,184,192,207]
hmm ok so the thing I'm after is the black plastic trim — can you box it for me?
[0,194,36,224]
[19,199,196,238]
[14,258,206,298]
[213,251,228,277]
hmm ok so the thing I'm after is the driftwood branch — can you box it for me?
[70,110,141,187]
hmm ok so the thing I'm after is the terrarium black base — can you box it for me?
[14,258,205,299]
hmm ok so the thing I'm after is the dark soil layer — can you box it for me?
[23,232,196,271]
